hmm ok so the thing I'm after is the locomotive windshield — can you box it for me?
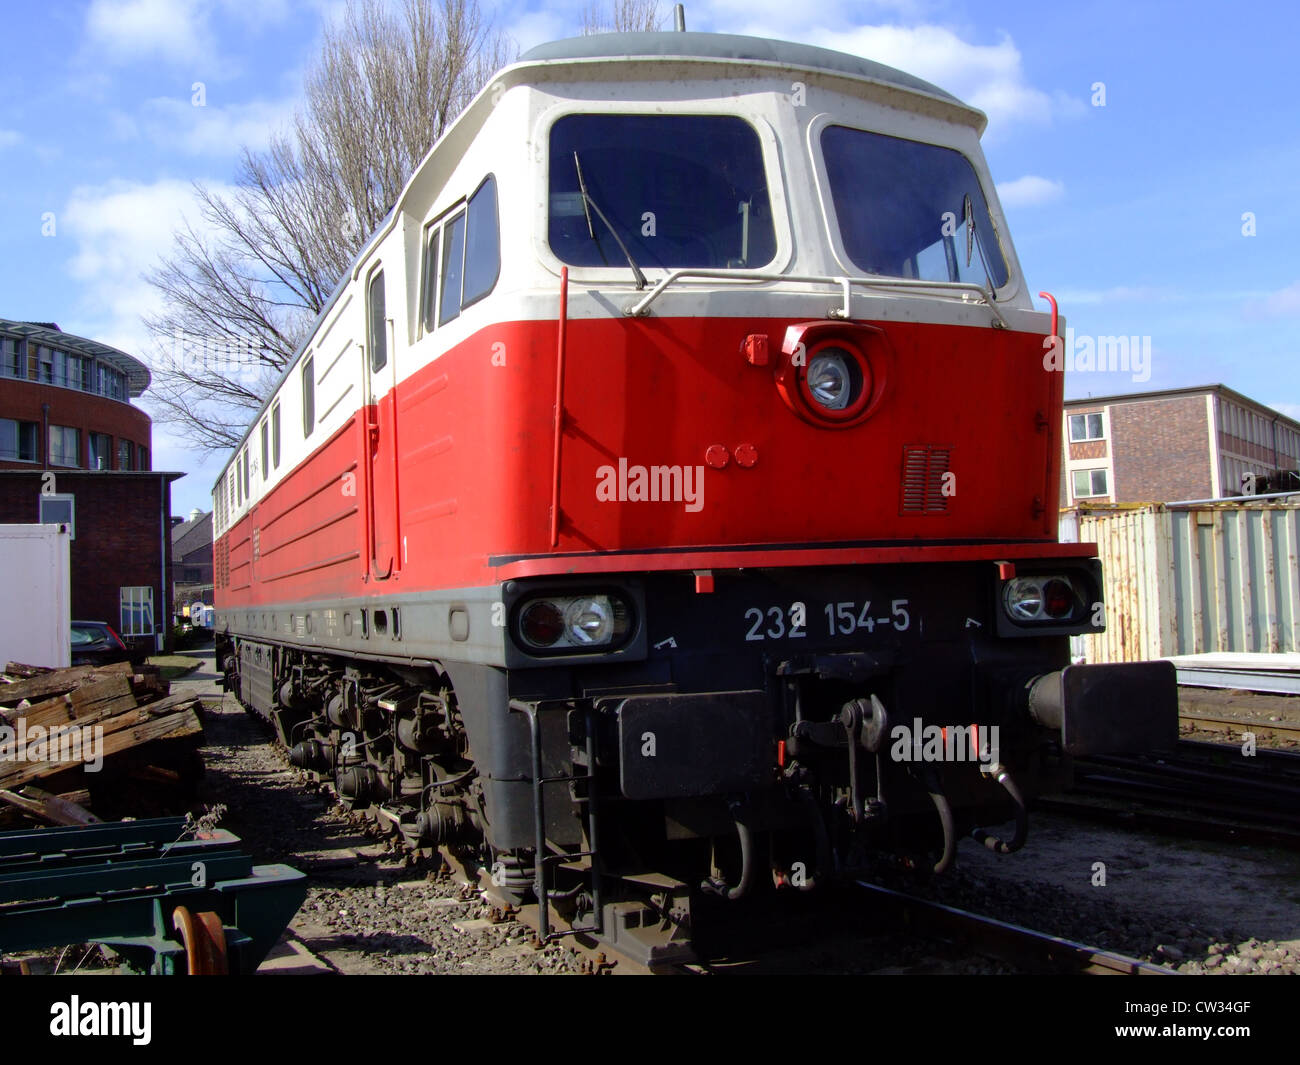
[548,114,776,271]
[821,125,1010,289]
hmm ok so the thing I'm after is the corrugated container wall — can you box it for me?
[1061,502,1300,663]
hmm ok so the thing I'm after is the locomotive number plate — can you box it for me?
[741,599,912,642]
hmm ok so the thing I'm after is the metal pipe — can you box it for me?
[1025,671,1064,731]
[1164,489,1299,506]
[584,705,603,931]
[971,765,1028,854]
[524,705,549,938]
[623,268,1009,327]
[674,4,685,31]
[159,473,168,653]
[701,800,755,900]
[924,772,957,874]
[549,267,568,547]
[795,786,830,889]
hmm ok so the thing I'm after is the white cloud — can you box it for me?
[59,178,241,505]
[130,95,296,155]
[60,178,226,356]
[698,0,929,26]
[666,5,1064,134]
[996,175,1064,208]
[0,129,21,148]
[804,25,1052,130]
[85,0,212,66]
[508,11,573,56]
[1251,280,1300,317]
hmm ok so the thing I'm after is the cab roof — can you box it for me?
[520,31,964,107]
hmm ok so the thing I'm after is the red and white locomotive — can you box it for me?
[213,30,1175,965]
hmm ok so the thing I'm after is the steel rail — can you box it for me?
[852,880,1172,975]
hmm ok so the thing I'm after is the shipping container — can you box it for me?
[1061,500,1300,663]
[0,523,72,669]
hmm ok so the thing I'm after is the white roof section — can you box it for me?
[0,318,151,396]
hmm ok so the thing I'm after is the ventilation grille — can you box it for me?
[900,445,952,514]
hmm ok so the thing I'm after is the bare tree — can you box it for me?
[580,0,666,35]
[145,0,514,452]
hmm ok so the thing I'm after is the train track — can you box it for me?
[850,881,1171,975]
[1179,710,1300,743]
[1040,739,1300,849]
[490,872,1169,975]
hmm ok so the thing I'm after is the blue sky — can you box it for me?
[2,0,1297,517]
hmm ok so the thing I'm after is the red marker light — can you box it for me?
[1042,579,1074,619]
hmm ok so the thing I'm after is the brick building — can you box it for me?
[171,507,213,615]
[1,319,152,472]
[0,318,181,652]
[1062,384,1300,505]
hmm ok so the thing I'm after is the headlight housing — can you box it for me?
[797,344,869,421]
[1002,576,1082,623]
[806,351,853,410]
[515,593,633,652]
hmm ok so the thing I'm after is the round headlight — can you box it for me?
[565,596,613,645]
[520,600,565,647]
[1004,578,1045,621]
[806,351,852,411]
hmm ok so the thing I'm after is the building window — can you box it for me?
[120,586,155,638]
[0,418,38,462]
[2,338,19,377]
[1068,413,1105,442]
[138,445,148,470]
[1072,468,1109,499]
[38,493,75,538]
[118,439,134,470]
[49,425,81,467]
[271,402,281,468]
[302,356,315,436]
[88,431,112,470]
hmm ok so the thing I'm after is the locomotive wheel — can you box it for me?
[172,906,229,975]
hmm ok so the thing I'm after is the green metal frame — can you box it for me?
[0,817,306,974]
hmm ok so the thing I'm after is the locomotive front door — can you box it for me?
[364,266,400,580]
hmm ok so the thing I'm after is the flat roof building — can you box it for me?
[0,318,180,653]
[1062,384,1300,505]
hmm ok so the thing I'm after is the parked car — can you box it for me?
[71,621,143,667]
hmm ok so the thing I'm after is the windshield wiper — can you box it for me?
[573,152,647,290]
[963,193,998,296]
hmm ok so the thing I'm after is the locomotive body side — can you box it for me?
[212,33,1176,966]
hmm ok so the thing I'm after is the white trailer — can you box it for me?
[0,523,72,669]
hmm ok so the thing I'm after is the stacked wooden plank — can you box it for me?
[0,661,204,828]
